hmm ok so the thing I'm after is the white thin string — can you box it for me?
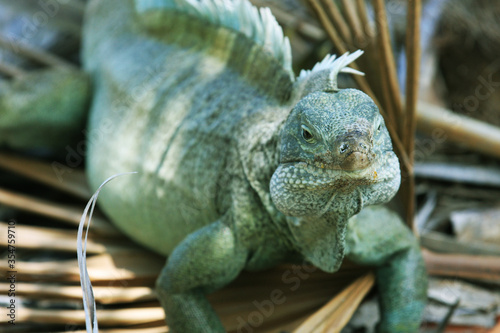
[77,172,137,333]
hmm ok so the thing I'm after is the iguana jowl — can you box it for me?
[0,0,427,331]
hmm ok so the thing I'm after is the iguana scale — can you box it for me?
[0,0,427,332]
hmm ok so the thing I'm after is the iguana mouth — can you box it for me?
[276,160,379,191]
[270,151,398,218]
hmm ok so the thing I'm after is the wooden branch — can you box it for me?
[320,0,353,46]
[0,61,26,77]
[0,221,103,254]
[0,152,91,199]
[0,35,77,69]
[16,307,165,326]
[306,0,373,97]
[307,1,378,106]
[0,282,156,304]
[414,162,500,187]
[386,121,412,174]
[404,0,422,155]
[309,0,347,54]
[377,48,397,127]
[0,187,118,236]
[423,249,500,283]
[417,101,500,160]
[354,0,374,40]
[402,0,422,230]
[53,327,169,333]
[293,273,374,333]
[372,0,403,128]
[421,231,500,257]
[341,0,365,46]
[0,251,164,283]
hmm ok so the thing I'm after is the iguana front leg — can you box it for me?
[155,217,248,333]
[346,206,427,333]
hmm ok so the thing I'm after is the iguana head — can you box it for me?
[270,87,400,272]
[271,88,400,219]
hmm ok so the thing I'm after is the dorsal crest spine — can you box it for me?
[135,0,293,79]
[298,50,365,91]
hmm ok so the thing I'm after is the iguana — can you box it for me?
[0,0,427,331]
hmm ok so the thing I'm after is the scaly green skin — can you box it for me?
[0,0,427,332]
[0,68,89,151]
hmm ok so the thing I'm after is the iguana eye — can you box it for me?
[301,125,315,143]
[339,143,349,153]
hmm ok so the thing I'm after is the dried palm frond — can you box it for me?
[307,0,422,229]
[0,152,371,332]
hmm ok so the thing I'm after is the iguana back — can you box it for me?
[83,0,295,255]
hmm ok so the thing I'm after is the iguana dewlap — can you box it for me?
[0,0,428,332]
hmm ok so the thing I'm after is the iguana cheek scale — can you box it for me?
[0,0,428,332]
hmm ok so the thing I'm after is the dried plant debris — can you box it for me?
[342,276,500,331]
[390,0,500,129]
[425,278,500,328]
[340,297,379,333]
[421,231,500,257]
[0,0,83,75]
[344,273,500,332]
[0,153,371,332]
[451,207,500,245]
[415,178,500,234]
[414,162,500,187]
[436,0,500,127]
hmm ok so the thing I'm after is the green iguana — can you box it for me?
[0,0,427,331]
